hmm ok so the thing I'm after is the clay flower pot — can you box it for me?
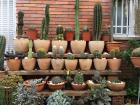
[26,29,38,40]
[52,40,68,53]
[65,32,74,41]
[94,58,107,70]
[82,32,91,41]
[65,59,78,70]
[7,58,21,71]
[71,40,86,54]
[107,81,125,91]
[107,58,121,71]
[89,41,104,53]
[34,39,50,52]
[131,57,140,68]
[13,38,29,53]
[71,82,86,90]
[22,58,36,71]
[47,81,65,90]
[23,80,46,92]
[37,58,51,70]
[79,59,92,70]
[51,59,64,70]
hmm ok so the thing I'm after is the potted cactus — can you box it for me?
[52,25,68,53]
[107,49,122,71]
[65,53,78,70]
[81,25,91,41]
[64,26,74,41]
[47,76,66,90]
[131,47,140,67]
[37,48,51,70]
[51,46,65,70]
[93,50,107,71]
[13,11,29,54]
[71,0,86,54]
[22,40,36,71]
[26,25,38,40]
[71,72,86,90]
[89,1,104,53]
[79,53,92,71]
[34,4,50,52]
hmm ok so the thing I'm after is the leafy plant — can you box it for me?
[74,72,84,84]
[37,48,46,58]
[46,90,73,105]
[51,76,64,84]
[128,40,140,49]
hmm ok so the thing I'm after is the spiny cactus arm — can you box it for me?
[17,11,24,36]
[27,40,33,58]
[40,18,45,39]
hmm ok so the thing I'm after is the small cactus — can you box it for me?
[51,76,64,84]
[109,48,122,58]
[132,47,140,57]
[37,48,46,58]
[74,72,84,84]
[93,50,102,58]
[67,53,75,60]
[56,25,64,35]
[17,11,24,36]
[52,45,57,58]
[58,46,64,58]
[27,40,33,58]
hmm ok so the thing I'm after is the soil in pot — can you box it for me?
[71,82,86,90]
[7,59,21,71]
[94,58,107,70]
[65,59,78,70]
[89,41,104,53]
[37,58,51,70]
[51,59,64,70]
[81,32,91,41]
[79,59,92,70]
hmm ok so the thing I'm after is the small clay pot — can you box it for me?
[26,29,38,40]
[65,59,78,70]
[47,81,65,90]
[79,59,92,70]
[94,58,107,70]
[89,41,104,53]
[51,59,64,70]
[37,58,51,70]
[107,81,125,91]
[65,32,74,41]
[131,57,140,68]
[71,82,86,90]
[7,59,21,71]
[81,32,91,41]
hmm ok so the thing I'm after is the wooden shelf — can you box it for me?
[6,70,121,76]
[39,90,127,97]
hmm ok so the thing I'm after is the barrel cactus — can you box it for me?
[93,1,102,40]
[132,47,140,57]
[0,36,6,70]
[56,25,64,40]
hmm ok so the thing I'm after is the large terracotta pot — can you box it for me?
[71,40,86,54]
[34,39,50,52]
[47,81,65,90]
[131,57,140,68]
[26,29,38,40]
[79,59,92,70]
[81,32,91,41]
[52,40,68,53]
[7,59,21,71]
[22,58,36,71]
[107,81,125,91]
[89,41,104,53]
[37,58,51,70]
[101,34,111,42]
[107,58,121,71]
[71,82,86,90]
[94,58,107,70]
[65,59,78,70]
[13,38,29,53]
[65,32,74,41]
[51,59,64,70]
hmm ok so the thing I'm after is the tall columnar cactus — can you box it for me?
[75,0,80,40]
[28,40,33,58]
[56,25,64,35]
[40,4,50,40]
[93,1,102,40]
[17,11,24,36]
[0,36,6,70]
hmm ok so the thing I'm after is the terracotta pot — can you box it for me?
[65,32,74,41]
[34,39,50,52]
[65,59,78,70]
[24,80,46,92]
[71,40,86,54]
[86,80,101,88]
[82,32,91,41]
[37,58,51,70]
[106,41,123,52]
[51,59,64,70]
[47,81,65,90]
[26,29,38,40]
[107,81,125,91]
[131,57,140,68]
[94,58,107,70]
[52,40,68,53]
[72,82,86,90]
[89,41,104,53]
[107,58,121,71]
[13,38,29,53]
[22,58,36,70]
[101,34,111,42]
[79,59,92,70]
[7,59,21,71]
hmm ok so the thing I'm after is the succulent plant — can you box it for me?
[93,1,102,40]
[51,76,64,84]
[109,48,122,58]
[74,72,84,84]
[83,26,89,32]
[37,48,46,58]
[52,45,57,58]
[27,40,33,58]
[40,4,50,40]
[67,53,75,60]
[28,78,43,85]
[92,50,102,58]
[65,27,73,32]
[46,90,73,105]
[131,47,140,57]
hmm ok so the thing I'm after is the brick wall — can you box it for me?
[16,0,112,39]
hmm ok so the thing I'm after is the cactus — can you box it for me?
[27,40,33,58]
[67,53,75,60]
[17,11,24,36]
[52,45,57,58]
[93,50,102,58]
[132,47,140,57]
[93,1,102,40]
[74,72,84,84]
[109,49,122,58]
[40,4,50,40]
[56,25,64,40]
[0,36,6,70]
[58,46,64,58]
[37,48,46,58]
[75,0,80,40]
[51,76,64,84]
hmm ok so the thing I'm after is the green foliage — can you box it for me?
[128,40,140,49]
[111,79,121,83]
[75,0,80,40]
[109,49,122,58]
[93,2,102,40]
[67,53,75,60]
[83,26,89,32]
[65,27,73,32]
[40,4,50,39]
[56,25,64,35]
[51,76,64,84]
[92,50,102,58]
[37,48,46,58]
[17,11,24,36]
[131,47,140,57]
[74,72,84,84]
[27,40,33,58]
[46,90,73,105]
[122,49,132,64]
